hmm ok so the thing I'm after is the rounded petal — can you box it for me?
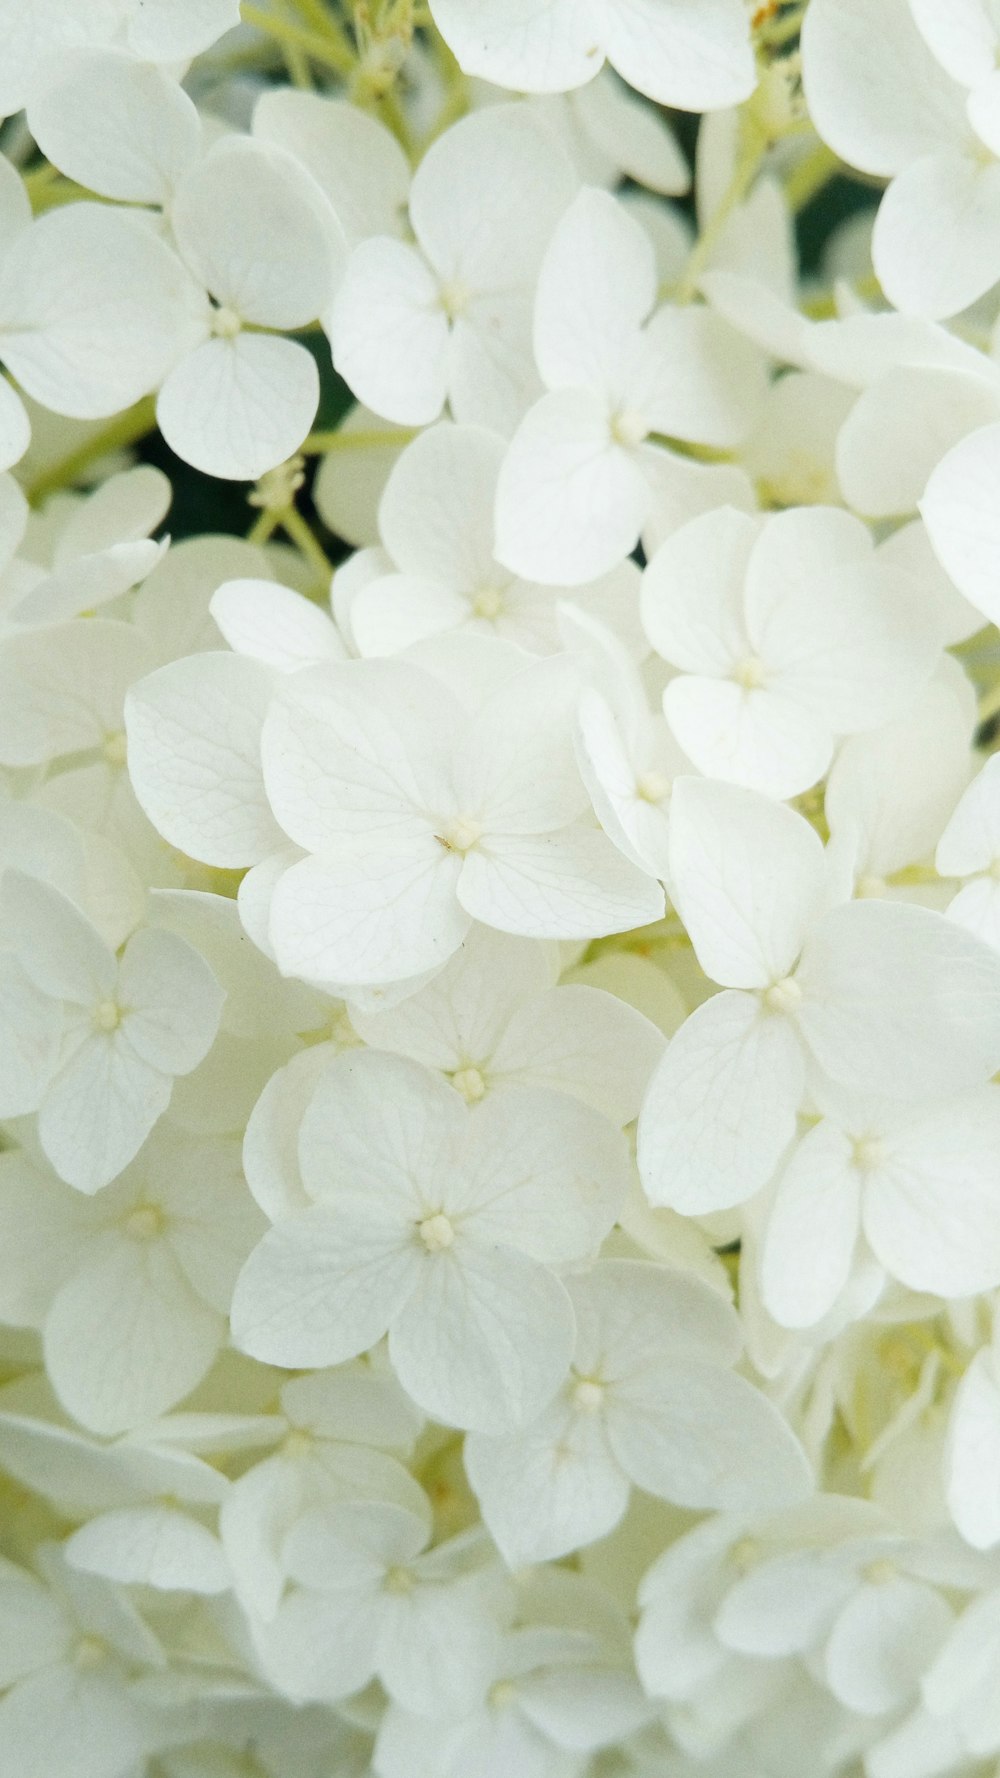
[637,989,805,1214]
[603,0,754,111]
[230,1203,418,1368]
[44,1236,222,1434]
[825,1579,953,1717]
[27,50,201,204]
[427,0,604,95]
[465,1399,629,1565]
[329,237,450,425]
[862,1089,1000,1296]
[494,390,650,586]
[797,901,1000,1098]
[922,421,1000,625]
[759,1123,862,1328]
[253,88,410,245]
[157,334,320,481]
[0,203,200,419]
[125,652,283,868]
[117,928,224,1076]
[457,826,664,941]
[389,1239,575,1431]
[873,151,1000,320]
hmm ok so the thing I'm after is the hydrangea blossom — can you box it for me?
[0,7,1000,1773]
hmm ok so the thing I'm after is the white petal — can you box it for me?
[0,619,149,766]
[297,1048,465,1212]
[173,136,343,326]
[456,656,585,833]
[411,104,575,290]
[797,901,1000,1098]
[210,577,344,671]
[603,0,754,110]
[125,652,283,868]
[27,50,201,204]
[494,390,650,586]
[157,334,320,481]
[466,1397,630,1565]
[801,0,967,178]
[252,86,408,244]
[45,1235,222,1434]
[231,1203,418,1368]
[0,955,61,1117]
[836,365,1000,521]
[909,0,999,86]
[458,825,663,940]
[39,1034,172,1195]
[664,676,833,800]
[269,839,468,989]
[117,928,223,1076]
[427,0,603,94]
[667,777,827,989]
[0,1153,100,1324]
[455,1086,630,1262]
[330,237,450,425]
[533,187,656,391]
[126,0,241,58]
[260,658,456,850]
[0,379,29,472]
[491,982,665,1122]
[0,1664,148,1778]
[631,307,765,448]
[759,1122,862,1327]
[0,203,199,419]
[862,1089,1000,1296]
[937,753,1000,878]
[389,1238,575,1431]
[1,871,113,1004]
[874,152,1000,320]
[641,504,755,673]
[637,989,805,1213]
[66,1506,230,1593]
[607,1358,812,1510]
[825,1579,953,1717]
[946,1350,1000,1549]
[922,421,1000,625]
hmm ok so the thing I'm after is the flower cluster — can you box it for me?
[2,4,1000,1777]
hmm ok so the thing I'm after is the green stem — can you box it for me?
[303,425,417,453]
[247,508,283,546]
[279,505,334,582]
[785,142,841,214]
[24,395,158,503]
[240,2,354,74]
[672,116,769,304]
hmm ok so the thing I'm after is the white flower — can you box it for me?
[247,1494,499,1710]
[329,105,577,433]
[945,1332,1000,1550]
[154,136,346,479]
[351,924,664,1124]
[219,1361,424,1620]
[231,1049,630,1430]
[428,0,755,112]
[9,465,171,627]
[759,1080,1000,1328]
[642,504,939,800]
[802,0,1000,319]
[26,49,202,208]
[0,1125,262,1433]
[0,873,223,1192]
[347,421,643,658]
[637,1496,957,1723]
[466,1259,811,1565]
[494,187,766,585]
[0,1544,163,1778]
[637,778,1000,1214]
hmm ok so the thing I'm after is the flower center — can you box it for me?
[489,1680,517,1711]
[384,1565,415,1595]
[733,655,766,691]
[763,976,802,1014]
[636,770,672,804]
[210,304,242,339]
[92,999,122,1033]
[436,816,482,854]
[471,586,504,621]
[73,1635,108,1671]
[102,730,127,768]
[124,1202,164,1241]
[452,1065,487,1104]
[611,408,649,449]
[851,1135,887,1174]
[438,279,471,320]
[573,1376,605,1413]
[418,1212,456,1253]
